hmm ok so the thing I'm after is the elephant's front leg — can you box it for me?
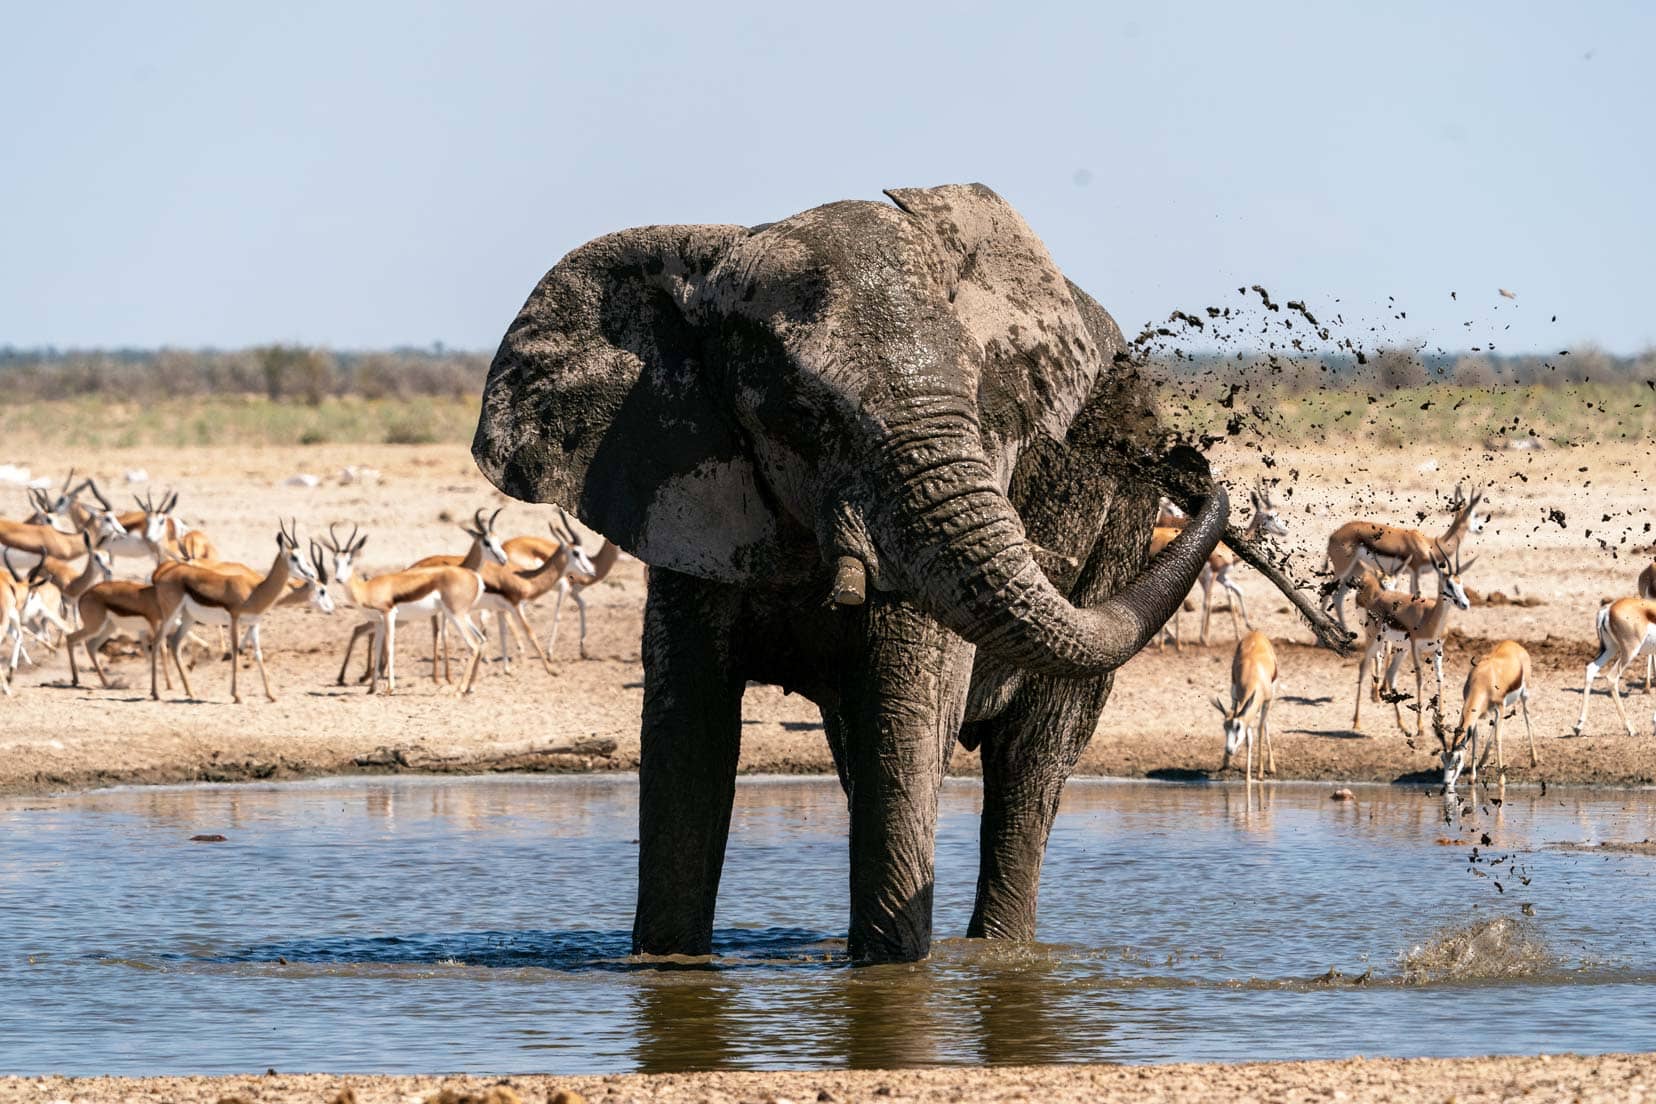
[840,596,974,964]
[632,567,745,957]
[965,676,1110,941]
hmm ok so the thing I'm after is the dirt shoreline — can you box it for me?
[6,1053,1655,1103]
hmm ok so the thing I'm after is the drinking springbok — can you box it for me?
[1441,640,1536,791]
[1214,630,1279,781]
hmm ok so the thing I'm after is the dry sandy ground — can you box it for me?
[7,1053,1656,1103]
[3,439,1654,795]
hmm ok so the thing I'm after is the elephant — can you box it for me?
[473,183,1240,964]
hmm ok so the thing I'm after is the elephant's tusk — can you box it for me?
[832,556,868,606]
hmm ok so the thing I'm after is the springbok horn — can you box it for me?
[557,506,582,545]
[163,491,178,513]
[2,549,18,582]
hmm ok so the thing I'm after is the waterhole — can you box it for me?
[3,776,1655,1074]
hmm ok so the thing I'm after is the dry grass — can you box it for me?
[0,395,481,449]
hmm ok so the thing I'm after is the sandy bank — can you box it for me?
[6,1053,1655,1103]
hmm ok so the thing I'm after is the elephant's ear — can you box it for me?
[472,223,785,583]
[884,183,1102,443]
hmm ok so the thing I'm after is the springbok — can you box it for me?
[1573,597,1656,739]
[1195,482,1289,646]
[3,534,110,658]
[101,489,174,562]
[1441,640,1536,791]
[546,514,613,661]
[162,539,335,695]
[126,491,219,565]
[1325,484,1488,632]
[1,498,120,572]
[3,555,67,684]
[472,524,591,674]
[67,577,172,699]
[1,562,51,696]
[324,534,489,696]
[22,470,84,524]
[1214,630,1279,781]
[1,566,51,695]
[152,520,326,703]
[1351,544,1472,736]
[330,512,510,684]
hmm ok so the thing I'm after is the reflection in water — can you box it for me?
[631,975,745,1073]
[5,776,1656,1074]
[951,945,1110,1066]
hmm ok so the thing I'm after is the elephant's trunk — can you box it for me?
[875,401,1225,677]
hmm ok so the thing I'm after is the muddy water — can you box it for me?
[3,776,1656,1075]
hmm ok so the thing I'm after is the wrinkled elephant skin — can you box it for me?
[475,184,1228,963]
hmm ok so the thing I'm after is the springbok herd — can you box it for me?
[1159,480,1656,791]
[0,474,615,705]
[3,472,1655,792]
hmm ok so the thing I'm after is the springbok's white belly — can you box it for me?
[99,613,154,638]
[392,593,447,617]
[181,596,258,627]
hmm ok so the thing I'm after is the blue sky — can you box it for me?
[3,2,1650,353]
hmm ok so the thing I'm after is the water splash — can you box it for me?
[1399,915,1555,984]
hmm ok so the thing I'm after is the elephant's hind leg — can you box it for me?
[632,567,745,958]
[967,673,1109,941]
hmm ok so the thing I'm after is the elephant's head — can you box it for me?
[474,183,1225,677]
